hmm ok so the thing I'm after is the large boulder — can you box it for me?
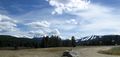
[62,50,78,57]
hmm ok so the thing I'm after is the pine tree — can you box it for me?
[44,36,49,48]
[71,36,76,47]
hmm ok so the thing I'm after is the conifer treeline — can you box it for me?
[0,35,76,49]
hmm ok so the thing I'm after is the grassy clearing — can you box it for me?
[98,46,120,55]
[0,47,73,57]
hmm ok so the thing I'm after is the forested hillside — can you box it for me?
[0,35,76,49]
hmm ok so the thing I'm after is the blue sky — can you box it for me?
[0,0,120,39]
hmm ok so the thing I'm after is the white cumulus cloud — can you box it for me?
[66,19,78,25]
[47,0,90,14]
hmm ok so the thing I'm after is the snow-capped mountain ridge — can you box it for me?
[80,35,102,41]
[78,35,120,46]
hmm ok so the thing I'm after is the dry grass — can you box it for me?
[98,46,120,55]
[0,47,72,57]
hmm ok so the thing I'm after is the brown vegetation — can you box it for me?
[98,46,120,55]
[0,47,72,57]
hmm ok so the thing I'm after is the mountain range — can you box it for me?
[77,35,120,46]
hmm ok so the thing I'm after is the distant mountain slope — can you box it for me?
[77,35,120,45]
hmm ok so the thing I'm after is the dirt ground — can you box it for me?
[0,46,120,57]
[74,46,120,57]
[0,47,71,57]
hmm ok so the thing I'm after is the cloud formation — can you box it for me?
[1,0,120,39]
[26,21,50,29]
[66,19,78,25]
[26,20,61,37]
[47,0,90,14]
[0,14,30,38]
[0,14,18,32]
[47,0,120,37]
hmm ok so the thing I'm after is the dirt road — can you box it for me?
[74,46,120,57]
